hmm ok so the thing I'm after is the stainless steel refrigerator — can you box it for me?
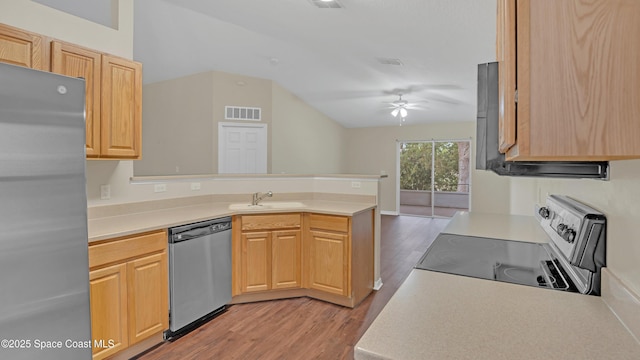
[0,62,92,359]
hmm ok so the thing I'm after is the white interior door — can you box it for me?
[218,123,267,174]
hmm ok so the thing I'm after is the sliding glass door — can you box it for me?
[399,140,470,217]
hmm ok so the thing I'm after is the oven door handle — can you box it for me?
[540,261,556,288]
[540,260,570,291]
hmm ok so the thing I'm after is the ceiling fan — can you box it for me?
[387,94,426,119]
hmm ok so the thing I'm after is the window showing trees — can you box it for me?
[400,141,470,192]
[399,140,470,218]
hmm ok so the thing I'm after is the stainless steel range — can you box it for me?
[416,195,606,295]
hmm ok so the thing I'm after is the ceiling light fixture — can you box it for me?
[390,95,408,118]
[390,108,407,118]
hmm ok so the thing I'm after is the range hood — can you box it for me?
[476,62,609,179]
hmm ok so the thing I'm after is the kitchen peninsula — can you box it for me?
[87,174,382,359]
[354,212,640,360]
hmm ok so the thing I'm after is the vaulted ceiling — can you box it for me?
[133,0,496,128]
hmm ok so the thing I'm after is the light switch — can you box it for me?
[190,182,201,191]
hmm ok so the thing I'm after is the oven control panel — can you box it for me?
[536,195,606,294]
[539,197,584,260]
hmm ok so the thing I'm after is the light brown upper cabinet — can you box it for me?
[497,0,640,161]
[51,42,142,159]
[51,41,102,156]
[0,23,46,70]
[100,55,142,159]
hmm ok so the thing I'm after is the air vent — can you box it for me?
[376,58,404,66]
[309,0,343,9]
[225,106,261,121]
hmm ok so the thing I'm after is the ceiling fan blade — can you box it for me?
[300,90,380,101]
[382,84,463,96]
[424,94,463,104]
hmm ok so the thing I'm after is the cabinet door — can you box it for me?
[127,252,168,345]
[89,263,128,360]
[241,231,271,293]
[496,0,517,154]
[272,230,301,289]
[0,24,44,70]
[308,230,349,296]
[523,0,640,160]
[101,54,142,158]
[50,41,102,157]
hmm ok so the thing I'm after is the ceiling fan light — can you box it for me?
[391,108,399,117]
[400,108,408,118]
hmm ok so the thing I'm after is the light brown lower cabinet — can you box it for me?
[241,231,272,293]
[232,210,374,308]
[272,230,302,290]
[237,214,302,294]
[307,229,348,296]
[89,263,128,360]
[88,230,168,360]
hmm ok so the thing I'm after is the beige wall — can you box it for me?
[509,160,640,296]
[134,70,273,176]
[135,71,346,177]
[272,83,347,174]
[346,121,511,215]
[0,0,133,58]
[135,72,215,175]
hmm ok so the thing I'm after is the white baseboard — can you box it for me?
[373,278,383,290]
[380,210,398,216]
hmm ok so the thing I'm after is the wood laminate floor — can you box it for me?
[138,215,450,360]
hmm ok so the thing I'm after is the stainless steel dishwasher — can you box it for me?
[166,217,232,339]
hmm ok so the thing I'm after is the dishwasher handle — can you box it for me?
[169,219,231,243]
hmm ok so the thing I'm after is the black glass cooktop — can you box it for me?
[416,233,560,289]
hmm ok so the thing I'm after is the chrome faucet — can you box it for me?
[252,191,273,206]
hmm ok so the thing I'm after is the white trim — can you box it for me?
[130,174,386,185]
[218,122,268,174]
[380,210,399,216]
[312,176,379,182]
[218,121,266,129]
[373,278,383,290]
[395,140,401,214]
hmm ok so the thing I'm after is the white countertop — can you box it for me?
[442,211,548,243]
[88,200,375,242]
[354,212,640,359]
[355,270,640,360]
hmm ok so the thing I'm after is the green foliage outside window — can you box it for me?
[400,142,469,192]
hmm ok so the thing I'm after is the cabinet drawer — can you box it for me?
[308,214,349,233]
[89,230,167,269]
[241,214,301,231]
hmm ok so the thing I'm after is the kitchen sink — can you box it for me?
[228,201,306,210]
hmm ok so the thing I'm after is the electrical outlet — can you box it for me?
[100,185,111,200]
[351,181,361,188]
[154,184,167,193]
[190,182,201,191]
